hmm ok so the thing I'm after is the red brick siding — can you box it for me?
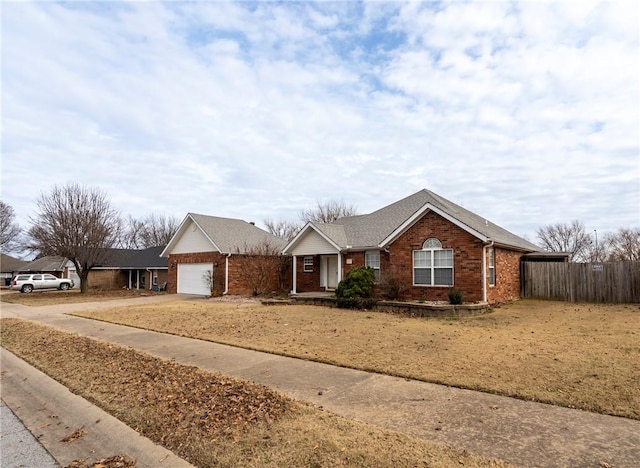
[167,252,227,294]
[295,255,320,293]
[87,270,127,290]
[228,255,291,295]
[168,252,289,295]
[386,211,485,302]
[487,247,523,304]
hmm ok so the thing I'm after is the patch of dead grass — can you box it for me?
[71,299,640,419]
[0,289,165,306]
[1,319,506,468]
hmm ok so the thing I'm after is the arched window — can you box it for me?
[413,238,454,286]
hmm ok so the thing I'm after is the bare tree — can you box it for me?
[28,183,122,293]
[0,200,22,254]
[122,216,145,249]
[536,220,592,262]
[300,200,358,224]
[124,213,179,248]
[234,240,289,295]
[605,227,640,261]
[263,218,302,242]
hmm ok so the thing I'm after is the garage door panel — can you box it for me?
[177,263,213,295]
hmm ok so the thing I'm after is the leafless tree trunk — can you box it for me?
[0,200,22,254]
[536,220,592,262]
[28,183,122,293]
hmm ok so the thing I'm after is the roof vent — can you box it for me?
[249,221,255,225]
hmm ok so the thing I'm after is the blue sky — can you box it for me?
[2,1,638,245]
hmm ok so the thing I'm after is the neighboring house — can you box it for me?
[86,247,168,290]
[17,255,79,287]
[283,189,545,304]
[120,246,169,291]
[161,214,289,295]
[1,254,28,284]
[16,249,168,291]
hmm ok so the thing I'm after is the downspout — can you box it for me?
[223,254,231,295]
[291,255,297,294]
[482,240,494,303]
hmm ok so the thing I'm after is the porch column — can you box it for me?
[136,270,140,290]
[128,271,132,289]
[337,252,343,284]
[291,255,297,294]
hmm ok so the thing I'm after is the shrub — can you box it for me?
[335,267,375,299]
[378,274,405,300]
[448,289,464,305]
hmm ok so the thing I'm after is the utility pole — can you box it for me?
[594,229,598,262]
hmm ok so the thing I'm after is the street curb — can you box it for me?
[1,348,194,468]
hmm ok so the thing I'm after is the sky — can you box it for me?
[2,0,639,247]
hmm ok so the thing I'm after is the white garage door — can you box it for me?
[177,263,213,295]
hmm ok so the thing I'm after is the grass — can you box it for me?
[0,289,165,306]
[1,319,507,468]
[70,299,640,419]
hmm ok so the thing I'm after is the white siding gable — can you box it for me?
[289,229,338,255]
[169,220,218,254]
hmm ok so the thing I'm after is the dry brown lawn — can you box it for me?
[0,289,165,306]
[71,299,640,419]
[1,319,506,468]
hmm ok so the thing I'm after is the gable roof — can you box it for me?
[19,255,69,273]
[0,253,28,274]
[162,213,286,257]
[285,189,540,253]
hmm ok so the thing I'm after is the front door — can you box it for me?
[326,256,338,289]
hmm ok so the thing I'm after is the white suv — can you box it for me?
[10,274,74,293]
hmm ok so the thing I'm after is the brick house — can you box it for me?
[283,189,542,304]
[161,213,289,295]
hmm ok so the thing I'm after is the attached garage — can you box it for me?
[161,213,288,295]
[177,263,213,295]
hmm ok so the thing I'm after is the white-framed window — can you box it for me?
[303,256,314,273]
[365,250,380,282]
[413,238,454,286]
[488,247,495,286]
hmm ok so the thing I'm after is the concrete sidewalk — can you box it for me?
[2,297,640,467]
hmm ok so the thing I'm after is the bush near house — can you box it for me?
[335,266,377,309]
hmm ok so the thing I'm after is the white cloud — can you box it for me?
[1,1,638,245]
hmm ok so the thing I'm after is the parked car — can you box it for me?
[10,274,74,293]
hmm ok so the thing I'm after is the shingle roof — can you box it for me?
[19,255,68,272]
[312,189,540,252]
[0,254,28,274]
[189,214,287,254]
[121,246,168,269]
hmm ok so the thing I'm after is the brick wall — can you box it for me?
[169,252,290,295]
[87,269,127,290]
[386,211,486,302]
[487,247,523,304]
[294,255,320,293]
[228,254,291,295]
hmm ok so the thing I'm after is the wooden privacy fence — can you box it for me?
[521,261,640,303]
